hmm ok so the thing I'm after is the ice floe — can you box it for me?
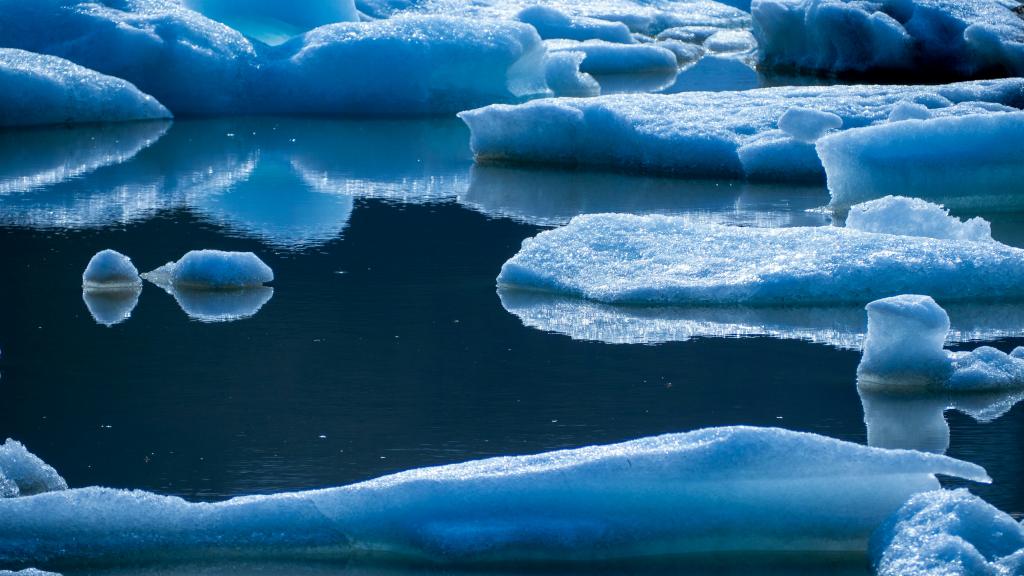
[0,440,67,499]
[0,427,988,565]
[516,5,634,43]
[497,213,1024,306]
[859,295,1024,391]
[460,79,1024,179]
[0,48,169,127]
[871,489,1024,576]
[845,196,993,242]
[0,570,62,576]
[752,0,1024,79]
[143,250,273,290]
[819,111,1024,210]
[547,40,679,75]
[82,250,142,291]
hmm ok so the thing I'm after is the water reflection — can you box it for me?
[462,165,831,228]
[859,386,1024,454]
[168,286,275,323]
[499,290,1024,349]
[82,288,142,327]
[662,55,759,94]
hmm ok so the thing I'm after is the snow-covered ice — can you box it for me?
[0,427,988,565]
[777,107,843,143]
[702,29,756,54]
[0,48,169,127]
[871,489,1024,576]
[182,0,359,45]
[143,250,273,290]
[516,5,634,43]
[82,249,142,291]
[0,440,67,499]
[460,79,1024,179]
[859,295,1024,391]
[497,213,1024,306]
[846,196,993,242]
[547,40,679,75]
[819,111,1024,210]
[543,51,601,97]
[752,0,1024,79]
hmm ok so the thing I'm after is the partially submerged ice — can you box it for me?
[0,427,988,565]
[459,78,1024,180]
[142,250,273,290]
[858,295,1024,391]
[752,0,1024,79]
[497,212,1024,306]
[546,40,679,75]
[871,489,1024,576]
[82,250,142,291]
[515,5,635,43]
[819,110,1024,210]
[0,440,67,499]
[845,196,992,242]
[0,48,169,127]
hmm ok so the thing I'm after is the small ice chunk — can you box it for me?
[888,101,932,122]
[702,29,756,54]
[820,111,1024,210]
[871,489,1024,576]
[547,40,679,75]
[859,295,1024,391]
[656,40,705,65]
[778,107,843,143]
[0,439,68,498]
[516,5,635,43]
[143,250,273,290]
[846,196,992,242]
[82,250,142,291]
[656,26,722,44]
[544,51,601,97]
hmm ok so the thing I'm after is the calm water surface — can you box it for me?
[1,117,1023,575]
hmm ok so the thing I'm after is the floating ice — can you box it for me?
[82,288,142,327]
[777,107,843,143]
[143,251,273,290]
[702,29,756,54]
[498,214,1024,306]
[516,5,634,43]
[859,295,1024,391]
[547,40,679,75]
[0,49,169,127]
[656,40,705,65]
[543,51,601,97]
[888,101,933,122]
[846,196,992,242]
[0,440,67,499]
[82,250,142,291]
[182,0,359,45]
[0,570,62,576]
[460,79,1024,179]
[752,0,1024,79]
[0,427,988,565]
[819,111,1024,210]
[871,489,1024,576]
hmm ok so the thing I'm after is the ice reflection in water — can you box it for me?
[82,288,142,327]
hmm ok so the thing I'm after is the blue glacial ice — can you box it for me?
[459,78,1024,179]
[871,489,1024,576]
[858,295,1024,392]
[181,0,359,45]
[0,440,67,499]
[0,570,61,576]
[82,249,142,291]
[0,2,550,115]
[143,250,273,290]
[543,51,601,97]
[819,110,1024,210]
[845,196,993,242]
[497,211,1024,306]
[0,427,989,565]
[752,0,1024,79]
[515,5,634,43]
[547,39,679,75]
[0,48,169,127]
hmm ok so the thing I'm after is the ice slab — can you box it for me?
[0,427,987,565]
[846,196,992,242]
[702,29,756,54]
[543,51,601,98]
[0,440,67,499]
[547,40,679,75]
[0,48,169,127]
[819,111,1024,211]
[82,250,142,291]
[752,0,1024,79]
[182,0,359,45]
[497,213,1024,306]
[460,79,1024,179]
[859,295,1024,391]
[871,489,1024,576]
[142,250,273,290]
[516,5,634,43]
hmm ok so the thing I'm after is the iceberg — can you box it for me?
[459,79,1024,179]
[859,295,1024,391]
[752,0,1024,79]
[142,250,273,290]
[515,5,634,43]
[82,250,142,291]
[845,196,993,242]
[0,48,169,127]
[0,427,988,565]
[871,489,1024,576]
[819,111,1024,210]
[182,0,359,45]
[0,440,67,499]
[497,213,1024,306]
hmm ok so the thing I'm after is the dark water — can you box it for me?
[1,118,1023,574]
